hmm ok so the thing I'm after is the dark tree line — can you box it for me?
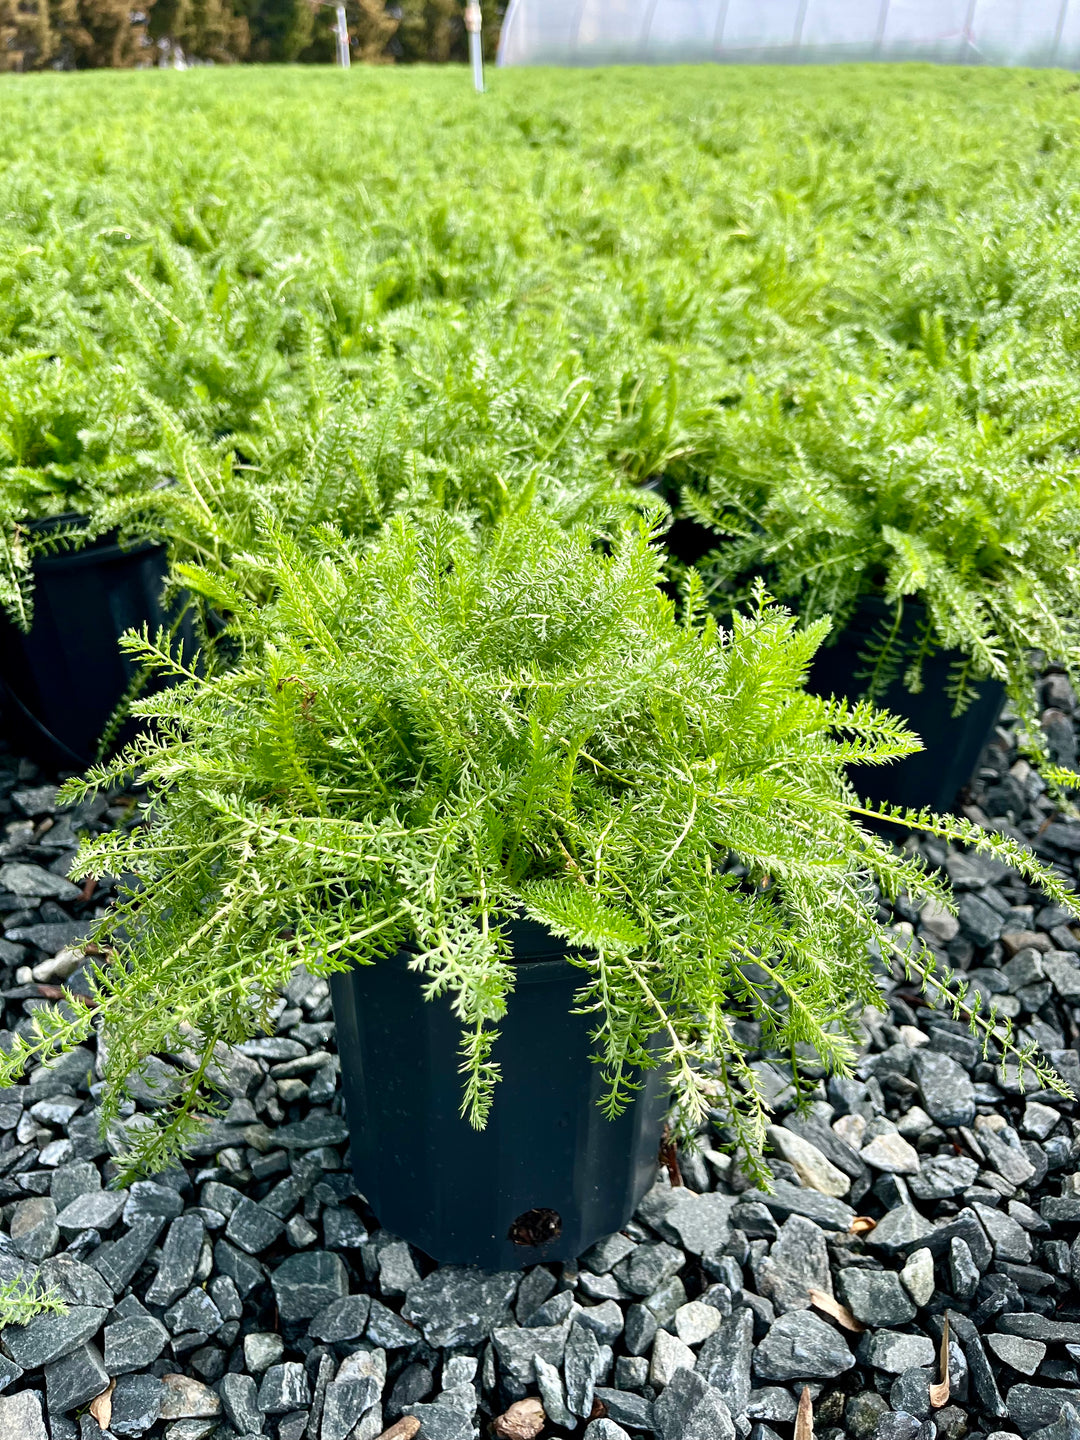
[0,0,503,69]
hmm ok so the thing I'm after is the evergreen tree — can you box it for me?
[235,0,310,60]
[65,0,154,66]
[0,0,63,70]
[149,0,248,60]
[298,0,396,64]
[393,0,460,62]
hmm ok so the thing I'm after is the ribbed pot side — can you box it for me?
[330,919,669,1270]
[808,594,1006,815]
[0,521,194,769]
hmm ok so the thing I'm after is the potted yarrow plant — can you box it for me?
[672,352,1080,811]
[0,345,628,766]
[0,357,199,767]
[3,510,1072,1269]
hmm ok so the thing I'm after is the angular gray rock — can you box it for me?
[257,1362,310,1415]
[123,1181,184,1225]
[974,1203,1033,1264]
[492,1321,570,1387]
[1029,1404,1080,1440]
[1008,1386,1080,1436]
[767,1126,850,1197]
[44,1342,110,1413]
[37,1255,113,1311]
[753,1311,855,1381]
[916,1209,992,1270]
[243,1333,284,1374]
[859,1329,936,1373]
[309,1294,371,1344]
[865,1204,934,1255]
[103,1313,170,1374]
[164,1288,223,1337]
[404,1400,473,1440]
[10,1198,58,1261]
[652,1366,735,1440]
[911,1049,976,1128]
[623,1303,658,1357]
[49,1163,101,1213]
[2,1306,106,1369]
[366,1298,419,1349]
[402,1268,518,1348]
[900,1249,935,1308]
[616,1242,686,1296]
[957,893,1004,947]
[979,1126,1038,1186]
[593,1387,652,1431]
[908,1154,979,1201]
[948,1310,1007,1419]
[662,1192,735,1256]
[109,1373,165,1439]
[270,1251,349,1323]
[144,1215,204,1307]
[754,1180,856,1232]
[214,1239,264,1300]
[584,1422,632,1440]
[0,862,80,899]
[0,1389,48,1440]
[949,1236,980,1299]
[565,1319,608,1416]
[56,1191,127,1234]
[752,1214,831,1314]
[276,1115,349,1149]
[224,1199,285,1255]
[837,1267,916,1327]
[650,1329,696,1388]
[988,1334,1047,1376]
[695,1308,754,1420]
[321,1375,379,1440]
[860,1131,921,1175]
[220,1373,263,1435]
[91,1216,166,1294]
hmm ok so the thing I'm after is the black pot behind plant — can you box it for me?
[809,594,1006,814]
[0,518,195,770]
[331,916,669,1270]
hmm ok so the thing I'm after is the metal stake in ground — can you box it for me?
[318,1,350,66]
[466,0,484,92]
[335,4,350,67]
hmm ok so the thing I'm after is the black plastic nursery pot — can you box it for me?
[808,594,1007,815]
[0,517,195,770]
[663,514,721,567]
[330,917,670,1270]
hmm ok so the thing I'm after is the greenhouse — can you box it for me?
[498,0,1080,68]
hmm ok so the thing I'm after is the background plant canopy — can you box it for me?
[1,65,1079,761]
[0,0,502,71]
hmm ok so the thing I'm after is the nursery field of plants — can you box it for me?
[1,58,1080,1440]
[4,63,1080,729]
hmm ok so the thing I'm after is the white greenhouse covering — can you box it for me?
[497,0,1080,69]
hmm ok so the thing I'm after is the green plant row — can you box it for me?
[2,64,1080,747]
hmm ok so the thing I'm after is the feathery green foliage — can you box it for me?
[0,1274,68,1325]
[677,338,1080,752]
[4,65,1080,647]
[1,510,1072,1183]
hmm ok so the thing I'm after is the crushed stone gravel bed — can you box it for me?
[0,680,1077,1440]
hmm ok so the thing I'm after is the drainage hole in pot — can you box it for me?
[508,1208,562,1246]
